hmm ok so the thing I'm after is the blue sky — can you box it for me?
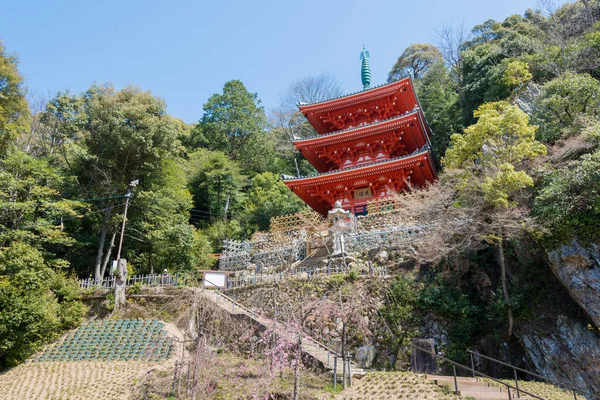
[2,0,567,123]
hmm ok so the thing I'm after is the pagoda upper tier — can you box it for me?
[298,77,421,135]
[293,110,430,173]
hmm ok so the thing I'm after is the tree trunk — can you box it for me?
[293,331,301,400]
[498,240,514,337]
[294,156,300,177]
[95,208,112,281]
[342,322,347,389]
[223,192,230,222]
[99,227,118,279]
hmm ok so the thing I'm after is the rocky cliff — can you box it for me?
[546,240,600,327]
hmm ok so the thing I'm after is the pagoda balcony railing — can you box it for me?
[283,145,431,181]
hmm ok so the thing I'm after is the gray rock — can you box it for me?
[355,344,377,369]
[546,240,600,326]
[376,250,389,264]
[514,82,540,116]
[518,314,600,395]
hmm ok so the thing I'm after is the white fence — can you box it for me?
[225,263,388,291]
[79,273,190,290]
[343,224,432,252]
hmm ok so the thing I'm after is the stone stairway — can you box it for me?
[427,375,529,400]
[295,245,331,270]
[199,288,364,377]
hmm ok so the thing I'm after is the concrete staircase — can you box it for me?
[199,288,364,377]
[427,375,528,400]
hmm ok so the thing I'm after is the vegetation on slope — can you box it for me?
[2,0,600,376]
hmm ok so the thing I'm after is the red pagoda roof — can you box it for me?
[293,111,430,173]
[283,148,436,215]
[298,78,419,134]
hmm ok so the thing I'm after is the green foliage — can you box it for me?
[242,172,304,231]
[195,80,267,161]
[416,273,498,364]
[186,148,244,223]
[381,276,418,337]
[533,72,600,143]
[460,42,511,123]
[415,62,463,157]
[503,59,532,92]
[533,149,600,243]
[0,150,84,249]
[445,101,545,208]
[0,242,86,368]
[388,44,442,82]
[127,159,199,272]
[0,41,29,155]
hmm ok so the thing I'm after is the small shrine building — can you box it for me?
[283,47,438,215]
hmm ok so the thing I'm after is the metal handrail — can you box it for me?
[209,287,344,359]
[412,344,545,400]
[467,350,598,400]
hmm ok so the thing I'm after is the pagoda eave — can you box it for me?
[293,111,430,173]
[298,77,419,134]
[283,150,436,215]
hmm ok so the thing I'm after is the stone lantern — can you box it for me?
[328,200,352,255]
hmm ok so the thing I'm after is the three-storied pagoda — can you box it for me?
[283,47,438,215]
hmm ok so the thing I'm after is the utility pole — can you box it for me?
[115,179,139,263]
[114,179,138,310]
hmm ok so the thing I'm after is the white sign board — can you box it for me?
[204,272,226,289]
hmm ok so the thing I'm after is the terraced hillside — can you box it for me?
[336,372,462,400]
[0,319,180,400]
[0,360,160,400]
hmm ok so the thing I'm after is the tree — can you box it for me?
[186,148,244,223]
[533,72,600,143]
[503,59,533,94]
[0,41,29,155]
[242,172,304,231]
[0,242,86,368]
[433,101,545,337]
[45,85,184,280]
[388,44,443,82]
[415,62,463,157]
[0,150,87,367]
[274,74,343,176]
[125,159,207,273]
[196,80,267,160]
[0,150,83,250]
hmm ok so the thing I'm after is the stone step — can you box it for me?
[458,392,518,400]
[427,374,479,382]
[435,378,493,389]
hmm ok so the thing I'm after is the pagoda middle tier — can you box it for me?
[293,110,429,173]
[283,77,438,216]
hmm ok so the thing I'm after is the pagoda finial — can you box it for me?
[360,45,371,90]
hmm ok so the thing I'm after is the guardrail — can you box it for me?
[79,273,190,290]
[225,263,388,290]
[412,344,545,400]
[467,349,598,400]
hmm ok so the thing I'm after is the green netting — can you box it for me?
[33,319,173,363]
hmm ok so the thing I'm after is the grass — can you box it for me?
[0,360,157,400]
[334,371,462,400]
[484,378,580,400]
